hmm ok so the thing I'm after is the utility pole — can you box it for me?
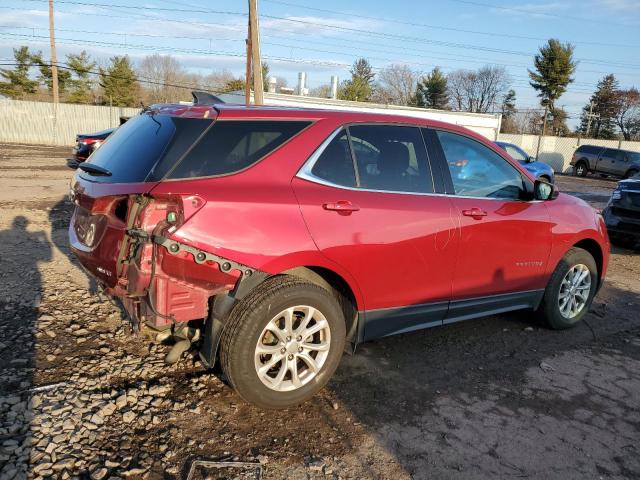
[585,101,598,138]
[248,0,264,105]
[48,0,59,103]
[541,103,549,137]
[245,18,252,107]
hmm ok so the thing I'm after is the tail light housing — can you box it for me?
[73,207,108,248]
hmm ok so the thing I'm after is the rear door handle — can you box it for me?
[323,200,360,214]
[462,207,487,219]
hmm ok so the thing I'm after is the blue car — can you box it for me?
[495,141,555,183]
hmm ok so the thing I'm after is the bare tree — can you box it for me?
[614,88,640,140]
[371,64,417,106]
[447,65,509,113]
[138,54,190,104]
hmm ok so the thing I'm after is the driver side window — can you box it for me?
[437,131,525,200]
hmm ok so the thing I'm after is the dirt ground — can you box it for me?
[1,142,639,480]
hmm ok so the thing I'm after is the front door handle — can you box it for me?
[462,207,487,219]
[323,200,360,214]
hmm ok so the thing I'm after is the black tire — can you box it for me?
[610,234,636,249]
[220,276,346,409]
[624,169,638,179]
[537,247,598,330]
[574,161,588,177]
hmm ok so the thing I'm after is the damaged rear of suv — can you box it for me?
[70,102,345,408]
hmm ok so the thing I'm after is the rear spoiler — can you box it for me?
[191,91,225,105]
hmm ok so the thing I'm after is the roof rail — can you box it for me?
[191,91,225,105]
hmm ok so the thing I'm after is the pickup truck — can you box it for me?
[571,145,640,178]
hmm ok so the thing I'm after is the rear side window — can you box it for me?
[348,125,433,193]
[166,121,310,179]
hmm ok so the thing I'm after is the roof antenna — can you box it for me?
[192,91,225,105]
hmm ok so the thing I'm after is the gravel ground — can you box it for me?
[0,143,639,480]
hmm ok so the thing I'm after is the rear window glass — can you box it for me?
[82,113,211,183]
[165,121,311,179]
[577,145,603,154]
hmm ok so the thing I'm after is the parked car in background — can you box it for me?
[602,171,640,248]
[570,145,640,179]
[69,101,609,409]
[67,127,115,169]
[495,141,555,183]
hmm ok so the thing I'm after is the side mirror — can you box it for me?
[527,156,536,163]
[534,179,558,201]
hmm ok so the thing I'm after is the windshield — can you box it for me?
[81,113,212,183]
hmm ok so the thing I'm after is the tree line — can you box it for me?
[0,46,279,107]
[1,40,638,140]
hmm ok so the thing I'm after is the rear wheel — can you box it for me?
[625,169,639,179]
[574,161,588,177]
[537,247,597,329]
[220,276,345,409]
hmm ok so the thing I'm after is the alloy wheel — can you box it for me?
[558,264,591,319]
[254,305,331,392]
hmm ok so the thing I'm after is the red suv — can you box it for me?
[70,101,609,409]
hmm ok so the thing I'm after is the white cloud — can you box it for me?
[596,0,640,12]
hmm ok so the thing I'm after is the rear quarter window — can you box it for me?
[165,120,311,179]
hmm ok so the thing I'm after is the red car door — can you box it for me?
[429,129,553,321]
[292,125,458,340]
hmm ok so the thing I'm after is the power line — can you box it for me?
[443,0,633,27]
[0,24,612,86]
[15,0,640,70]
[0,31,600,94]
[262,0,640,49]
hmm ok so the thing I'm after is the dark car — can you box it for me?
[495,141,555,183]
[67,127,115,169]
[570,145,640,179]
[69,102,609,409]
[602,172,640,248]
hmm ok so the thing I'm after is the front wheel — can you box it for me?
[537,247,598,329]
[574,161,588,177]
[220,276,346,409]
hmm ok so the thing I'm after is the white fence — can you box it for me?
[1,99,640,172]
[497,133,640,173]
[0,99,141,146]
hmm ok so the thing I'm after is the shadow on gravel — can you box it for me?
[0,216,50,478]
[329,279,640,479]
[48,197,97,294]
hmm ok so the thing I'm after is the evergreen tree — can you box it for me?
[0,46,39,99]
[99,56,139,107]
[578,74,619,139]
[225,63,270,93]
[499,89,518,133]
[31,51,72,95]
[501,89,516,119]
[338,58,375,101]
[415,67,448,109]
[66,51,96,104]
[528,39,576,133]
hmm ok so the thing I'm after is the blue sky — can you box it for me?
[1,0,639,127]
